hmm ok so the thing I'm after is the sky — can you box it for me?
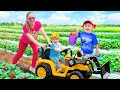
[0,11,120,25]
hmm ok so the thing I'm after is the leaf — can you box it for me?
[4,77,11,79]
[34,76,41,79]
[15,75,22,79]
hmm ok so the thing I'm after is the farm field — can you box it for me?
[0,25,120,79]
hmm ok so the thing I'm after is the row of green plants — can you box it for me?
[0,34,120,50]
[99,52,120,72]
[0,60,41,79]
[44,26,120,32]
[63,50,120,72]
[1,31,120,39]
[98,40,120,49]
[1,45,119,73]
[0,28,22,34]
[0,40,120,72]
[0,40,33,56]
[1,26,120,32]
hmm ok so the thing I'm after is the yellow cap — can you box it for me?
[50,32,60,39]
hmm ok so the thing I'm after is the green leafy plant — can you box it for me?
[0,60,41,79]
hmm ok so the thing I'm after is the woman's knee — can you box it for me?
[33,50,39,55]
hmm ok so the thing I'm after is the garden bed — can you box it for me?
[0,49,39,79]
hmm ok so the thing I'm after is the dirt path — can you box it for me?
[0,49,35,75]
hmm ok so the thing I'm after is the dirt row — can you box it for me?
[0,49,34,75]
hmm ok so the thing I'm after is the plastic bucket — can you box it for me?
[69,35,77,44]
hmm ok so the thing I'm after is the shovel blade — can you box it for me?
[101,61,110,79]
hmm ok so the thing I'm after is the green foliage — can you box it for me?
[1,25,120,32]
[0,26,120,73]
[99,52,120,72]
[0,60,41,79]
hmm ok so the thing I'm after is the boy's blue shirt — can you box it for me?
[78,31,98,54]
[50,43,62,57]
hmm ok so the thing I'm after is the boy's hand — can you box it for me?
[95,49,99,52]
[73,27,79,32]
[54,48,62,52]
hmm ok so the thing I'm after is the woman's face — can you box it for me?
[27,13,36,23]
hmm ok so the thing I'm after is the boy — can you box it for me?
[49,32,65,72]
[73,20,101,68]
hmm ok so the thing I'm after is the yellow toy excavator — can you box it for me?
[35,45,110,79]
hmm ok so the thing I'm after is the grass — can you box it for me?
[1,25,120,32]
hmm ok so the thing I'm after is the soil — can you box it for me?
[0,49,35,75]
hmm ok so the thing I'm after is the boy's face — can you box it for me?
[83,23,94,33]
[52,38,59,43]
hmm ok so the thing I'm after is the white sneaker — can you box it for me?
[13,64,16,66]
[29,66,36,73]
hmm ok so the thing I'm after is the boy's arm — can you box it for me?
[51,43,62,52]
[59,43,65,51]
[61,47,65,50]
[73,27,81,37]
[54,48,62,52]
[73,27,79,34]
[95,44,99,52]
[92,34,99,52]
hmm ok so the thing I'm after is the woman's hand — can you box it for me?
[38,43,46,48]
[41,44,46,48]
[48,41,52,46]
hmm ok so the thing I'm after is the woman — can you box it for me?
[12,12,51,73]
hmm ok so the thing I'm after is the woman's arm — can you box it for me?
[26,33,46,48]
[39,27,51,44]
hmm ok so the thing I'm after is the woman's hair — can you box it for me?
[25,12,34,31]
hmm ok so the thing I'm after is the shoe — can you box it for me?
[29,66,36,73]
[13,64,16,66]
[56,68,62,72]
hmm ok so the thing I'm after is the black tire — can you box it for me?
[35,63,52,79]
[81,71,92,79]
[69,71,84,79]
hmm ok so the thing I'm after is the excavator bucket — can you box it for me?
[100,61,111,79]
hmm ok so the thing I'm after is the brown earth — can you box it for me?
[0,49,35,75]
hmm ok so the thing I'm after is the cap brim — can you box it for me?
[82,21,96,28]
